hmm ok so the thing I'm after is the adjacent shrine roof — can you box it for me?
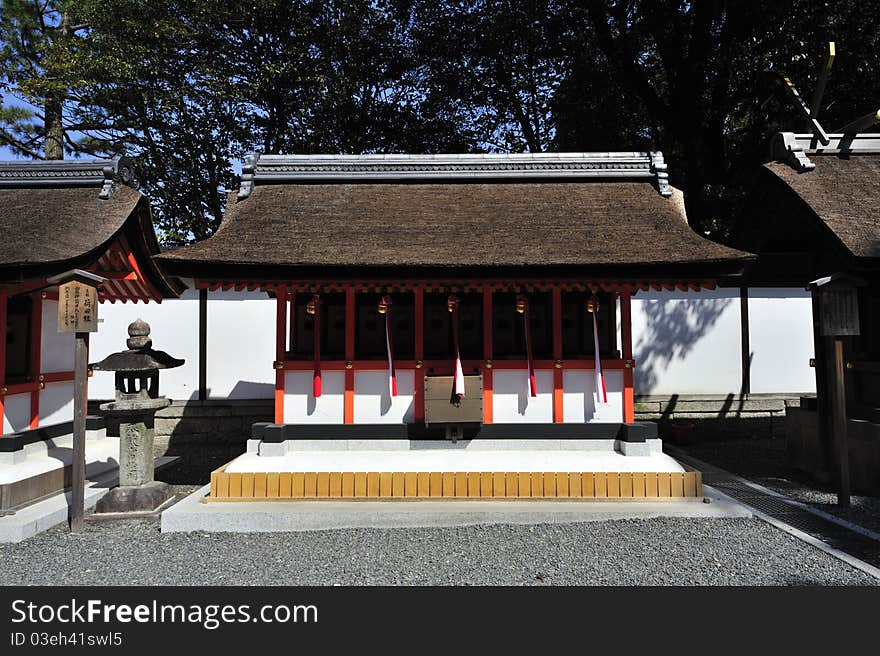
[157,152,751,279]
[763,133,880,259]
[0,158,183,301]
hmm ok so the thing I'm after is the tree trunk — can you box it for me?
[44,97,64,160]
[43,11,71,160]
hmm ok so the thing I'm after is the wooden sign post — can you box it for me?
[810,274,864,508]
[46,270,106,532]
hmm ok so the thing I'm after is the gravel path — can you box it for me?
[673,437,880,533]
[1,517,875,586]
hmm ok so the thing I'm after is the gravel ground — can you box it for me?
[0,516,876,586]
[674,437,880,533]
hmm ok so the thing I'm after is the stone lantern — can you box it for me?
[90,319,184,513]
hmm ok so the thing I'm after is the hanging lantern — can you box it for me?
[515,294,528,314]
[447,294,459,313]
[306,294,320,315]
[377,295,392,314]
[586,294,600,314]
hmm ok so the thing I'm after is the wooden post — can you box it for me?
[70,331,88,531]
[46,269,105,532]
[740,286,751,395]
[344,287,355,424]
[482,285,493,424]
[0,290,6,426]
[414,285,425,423]
[29,292,43,429]
[274,285,287,424]
[830,336,850,507]
[552,286,563,423]
[198,288,207,401]
[809,273,862,507]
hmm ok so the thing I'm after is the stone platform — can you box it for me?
[207,439,701,501]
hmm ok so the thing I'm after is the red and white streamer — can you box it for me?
[449,295,465,400]
[592,310,607,404]
[381,296,397,397]
[518,295,537,397]
[309,294,322,397]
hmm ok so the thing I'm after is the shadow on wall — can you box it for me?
[228,381,274,399]
[634,294,730,394]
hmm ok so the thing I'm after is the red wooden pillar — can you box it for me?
[274,285,287,424]
[620,289,635,423]
[552,286,564,423]
[344,286,355,424]
[29,292,43,429]
[482,284,493,424]
[0,290,6,429]
[413,285,425,423]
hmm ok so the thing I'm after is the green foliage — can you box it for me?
[1,0,879,244]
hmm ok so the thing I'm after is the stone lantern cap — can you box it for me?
[89,318,185,372]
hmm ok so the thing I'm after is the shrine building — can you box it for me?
[157,152,752,501]
[0,158,182,512]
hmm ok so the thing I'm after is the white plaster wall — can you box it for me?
[748,288,816,394]
[89,280,200,401]
[39,382,74,426]
[40,300,75,373]
[2,392,30,433]
[284,371,345,423]
[353,370,415,423]
[562,369,624,423]
[206,288,275,399]
[631,289,742,395]
[491,369,554,423]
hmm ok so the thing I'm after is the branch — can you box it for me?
[0,132,46,159]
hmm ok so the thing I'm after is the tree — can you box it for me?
[0,0,89,159]
[559,0,880,237]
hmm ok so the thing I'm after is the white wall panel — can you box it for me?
[748,288,816,394]
[40,300,75,373]
[631,289,742,395]
[284,371,345,423]
[206,288,275,399]
[2,393,30,434]
[562,369,624,423]
[39,382,74,427]
[492,369,554,423]
[353,370,415,423]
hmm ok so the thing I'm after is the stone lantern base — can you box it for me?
[95,480,175,514]
[93,401,175,515]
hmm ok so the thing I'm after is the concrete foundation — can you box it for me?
[161,483,750,533]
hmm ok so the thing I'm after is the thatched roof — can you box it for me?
[158,152,750,279]
[764,154,880,259]
[0,158,182,298]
